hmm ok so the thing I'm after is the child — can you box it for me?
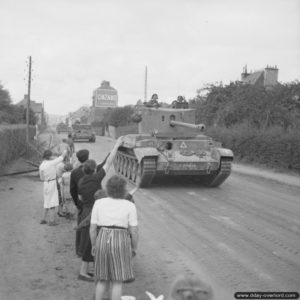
[61,162,75,219]
[146,274,214,300]
[167,274,214,300]
[56,161,66,217]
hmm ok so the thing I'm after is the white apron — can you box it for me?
[39,156,64,209]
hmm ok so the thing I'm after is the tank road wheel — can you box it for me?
[120,156,126,175]
[117,154,123,173]
[127,159,134,180]
[117,155,122,174]
[113,153,119,172]
[114,153,156,188]
[118,154,123,173]
[205,158,232,187]
[136,157,157,188]
[126,158,131,177]
[123,157,128,177]
[118,154,122,173]
[124,157,129,177]
[131,160,138,182]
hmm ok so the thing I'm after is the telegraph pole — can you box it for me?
[26,56,32,143]
[144,66,148,102]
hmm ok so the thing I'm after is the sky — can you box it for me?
[0,0,299,115]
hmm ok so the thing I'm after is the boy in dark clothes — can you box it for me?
[70,149,89,256]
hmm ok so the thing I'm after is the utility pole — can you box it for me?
[26,56,32,143]
[144,66,148,102]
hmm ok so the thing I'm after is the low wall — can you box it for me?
[92,126,104,136]
[107,124,139,139]
[0,125,36,168]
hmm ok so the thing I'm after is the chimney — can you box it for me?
[241,65,249,80]
[264,65,279,87]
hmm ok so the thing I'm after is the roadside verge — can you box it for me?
[232,163,300,188]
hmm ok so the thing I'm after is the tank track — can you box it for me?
[114,151,157,188]
[205,157,232,187]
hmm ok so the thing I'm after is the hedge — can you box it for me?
[206,125,300,172]
[0,125,36,168]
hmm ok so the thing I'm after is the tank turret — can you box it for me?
[133,107,205,137]
[114,106,234,188]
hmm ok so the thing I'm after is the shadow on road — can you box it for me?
[151,175,216,189]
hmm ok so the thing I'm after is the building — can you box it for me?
[17,95,45,125]
[241,65,279,87]
[90,81,118,123]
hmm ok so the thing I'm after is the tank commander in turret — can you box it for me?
[144,93,160,108]
[172,95,189,109]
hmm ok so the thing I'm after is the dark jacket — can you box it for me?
[70,155,109,209]
[78,168,106,208]
[70,165,85,209]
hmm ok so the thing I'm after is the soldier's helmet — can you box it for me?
[151,94,158,101]
[177,95,184,102]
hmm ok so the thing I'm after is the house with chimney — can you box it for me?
[241,65,279,87]
[91,80,118,123]
[17,95,45,125]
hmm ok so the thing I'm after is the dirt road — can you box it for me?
[0,134,299,300]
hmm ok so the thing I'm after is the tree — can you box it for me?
[23,108,38,125]
[0,83,38,125]
[191,80,300,130]
[0,83,12,111]
[108,106,135,127]
[80,115,88,124]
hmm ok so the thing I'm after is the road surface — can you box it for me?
[0,133,299,300]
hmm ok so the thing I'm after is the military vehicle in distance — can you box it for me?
[56,122,71,134]
[113,107,233,187]
[71,124,96,142]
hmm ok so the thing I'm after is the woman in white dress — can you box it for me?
[39,149,67,225]
[90,175,139,300]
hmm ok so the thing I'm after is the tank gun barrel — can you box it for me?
[170,120,205,131]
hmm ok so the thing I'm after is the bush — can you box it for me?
[206,124,300,171]
[193,81,300,130]
[0,83,37,125]
[108,106,134,127]
[0,125,36,168]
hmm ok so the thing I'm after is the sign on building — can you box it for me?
[93,81,118,108]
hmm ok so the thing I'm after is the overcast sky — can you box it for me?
[0,0,299,115]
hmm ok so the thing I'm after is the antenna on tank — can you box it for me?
[144,66,148,102]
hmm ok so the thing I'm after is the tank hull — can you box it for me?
[113,135,233,187]
[113,107,234,187]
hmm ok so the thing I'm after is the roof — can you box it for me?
[16,99,43,113]
[142,107,195,112]
[94,80,117,92]
[242,70,264,86]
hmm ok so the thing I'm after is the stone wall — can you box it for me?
[92,126,105,136]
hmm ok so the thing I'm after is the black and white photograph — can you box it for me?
[0,0,299,299]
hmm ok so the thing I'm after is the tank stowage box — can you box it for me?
[113,107,233,187]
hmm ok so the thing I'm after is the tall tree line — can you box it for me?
[190,81,300,131]
[0,83,37,125]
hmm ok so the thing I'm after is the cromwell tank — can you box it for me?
[113,107,233,187]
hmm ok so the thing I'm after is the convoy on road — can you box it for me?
[113,107,234,187]
[56,122,71,134]
[71,123,96,142]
